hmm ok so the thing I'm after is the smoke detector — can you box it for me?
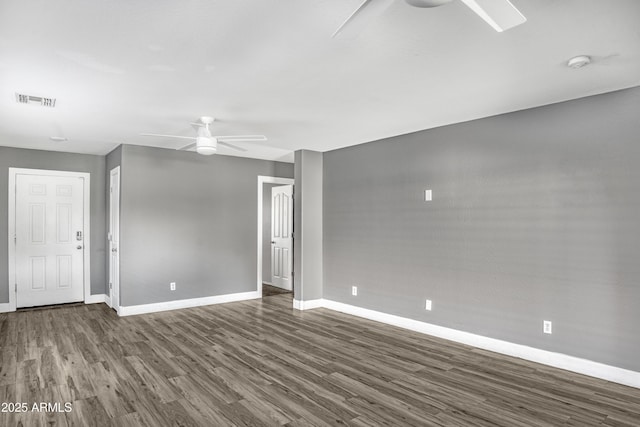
[567,55,591,69]
[15,93,56,107]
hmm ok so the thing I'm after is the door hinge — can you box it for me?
[110,187,113,193]
[15,283,17,292]
[109,283,112,290]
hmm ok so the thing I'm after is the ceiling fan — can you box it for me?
[141,116,267,156]
[332,0,526,38]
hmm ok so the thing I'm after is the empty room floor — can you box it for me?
[1,294,639,426]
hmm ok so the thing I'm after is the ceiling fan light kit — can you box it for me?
[196,136,217,155]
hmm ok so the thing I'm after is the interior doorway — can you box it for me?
[257,176,294,298]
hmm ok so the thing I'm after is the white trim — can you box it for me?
[118,291,261,317]
[8,171,16,312]
[108,166,121,312]
[262,281,272,286]
[292,299,323,311]
[85,294,108,304]
[8,168,91,312]
[0,303,11,313]
[309,299,640,389]
[257,175,294,298]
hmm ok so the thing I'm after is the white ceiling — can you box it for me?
[1,0,639,163]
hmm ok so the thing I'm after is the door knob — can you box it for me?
[112,248,118,253]
[271,241,276,244]
[76,245,83,250]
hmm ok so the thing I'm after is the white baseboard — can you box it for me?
[292,299,324,311]
[262,281,272,286]
[85,294,108,304]
[0,295,107,312]
[319,299,640,390]
[119,291,261,317]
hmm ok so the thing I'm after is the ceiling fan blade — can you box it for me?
[459,0,526,32]
[215,135,267,142]
[178,142,197,151]
[140,133,197,140]
[332,0,396,38]
[217,141,248,152]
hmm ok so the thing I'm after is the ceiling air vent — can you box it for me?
[15,93,56,108]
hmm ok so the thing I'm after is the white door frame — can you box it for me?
[257,175,294,297]
[8,168,91,312]
[108,166,120,312]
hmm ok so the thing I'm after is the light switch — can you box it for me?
[424,189,432,201]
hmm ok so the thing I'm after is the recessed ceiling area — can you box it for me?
[0,0,639,162]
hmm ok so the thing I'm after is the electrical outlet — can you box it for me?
[351,286,358,296]
[543,320,552,334]
[170,282,176,291]
[425,299,432,311]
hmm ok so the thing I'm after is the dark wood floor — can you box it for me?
[263,284,293,298]
[1,294,639,426]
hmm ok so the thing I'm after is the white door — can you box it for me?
[15,174,85,307]
[108,167,120,310]
[271,185,293,290]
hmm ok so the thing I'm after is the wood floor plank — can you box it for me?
[40,385,71,427]
[1,294,639,426]
[0,351,17,387]
[124,355,182,403]
[96,386,136,419]
[239,395,295,426]
[66,395,111,427]
[113,411,147,427]
[60,352,95,400]
[168,375,235,425]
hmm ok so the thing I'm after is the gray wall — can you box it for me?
[106,145,122,178]
[0,146,107,302]
[294,150,323,301]
[323,87,640,372]
[119,145,293,306]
